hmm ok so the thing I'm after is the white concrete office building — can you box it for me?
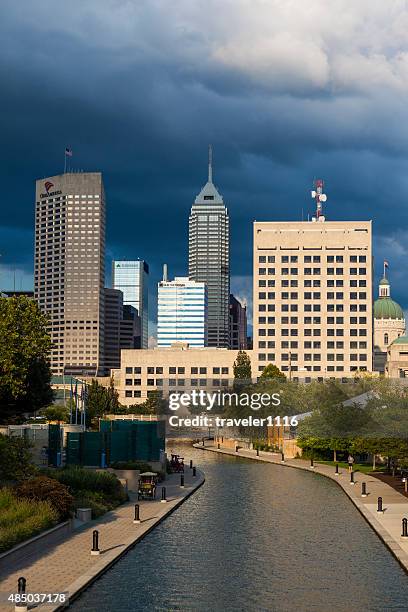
[157,276,207,347]
[253,219,373,379]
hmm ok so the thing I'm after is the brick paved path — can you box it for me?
[0,469,204,611]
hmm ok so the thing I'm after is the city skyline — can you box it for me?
[2,2,408,332]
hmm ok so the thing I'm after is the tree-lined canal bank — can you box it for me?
[70,443,408,612]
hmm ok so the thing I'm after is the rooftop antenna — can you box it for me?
[311,179,327,221]
[208,144,213,183]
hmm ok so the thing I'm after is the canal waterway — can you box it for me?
[70,443,408,611]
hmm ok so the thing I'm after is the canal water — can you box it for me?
[70,444,408,611]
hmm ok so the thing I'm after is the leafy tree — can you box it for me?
[0,434,35,483]
[0,296,53,422]
[135,391,166,415]
[86,377,119,425]
[233,350,252,391]
[259,363,286,382]
[40,405,69,423]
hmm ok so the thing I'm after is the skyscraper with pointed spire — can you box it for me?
[188,146,230,347]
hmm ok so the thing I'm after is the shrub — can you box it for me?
[73,494,108,519]
[14,476,73,520]
[0,488,58,552]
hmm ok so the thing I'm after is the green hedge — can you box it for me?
[0,488,58,552]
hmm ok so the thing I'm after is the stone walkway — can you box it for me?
[197,442,408,573]
[0,468,204,611]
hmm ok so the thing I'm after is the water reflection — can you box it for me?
[70,444,408,611]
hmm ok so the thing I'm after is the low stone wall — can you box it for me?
[0,520,73,571]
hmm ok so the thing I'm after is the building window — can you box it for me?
[125,390,132,398]
[125,367,132,374]
[133,390,141,398]
[125,379,132,386]
[384,333,389,345]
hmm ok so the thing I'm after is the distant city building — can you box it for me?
[121,305,141,350]
[189,146,230,348]
[104,289,123,372]
[112,260,149,348]
[157,268,207,348]
[116,345,253,404]
[374,268,405,373]
[104,289,142,372]
[253,217,373,379]
[229,294,247,349]
[34,172,106,376]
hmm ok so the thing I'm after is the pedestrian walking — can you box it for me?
[348,454,354,473]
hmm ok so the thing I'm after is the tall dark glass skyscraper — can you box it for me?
[188,147,230,347]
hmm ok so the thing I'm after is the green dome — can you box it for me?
[374,298,404,320]
[379,277,390,286]
[391,335,408,345]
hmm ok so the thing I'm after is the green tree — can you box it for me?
[259,363,286,382]
[86,377,119,425]
[0,434,35,484]
[40,405,69,424]
[0,296,53,422]
[233,350,252,391]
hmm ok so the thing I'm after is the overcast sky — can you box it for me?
[1,0,408,334]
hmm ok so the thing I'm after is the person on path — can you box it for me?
[348,454,355,473]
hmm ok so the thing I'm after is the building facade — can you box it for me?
[252,220,373,379]
[373,273,405,373]
[157,276,207,348]
[188,147,230,348]
[229,294,248,350]
[104,289,142,372]
[104,288,123,372]
[115,345,253,405]
[112,260,149,348]
[34,172,106,376]
[386,336,408,378]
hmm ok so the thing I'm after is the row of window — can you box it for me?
[259,268,367,276]
[258,280,367,287]
[258,255,367,263]
[258,341,368,349]
[258,353,367,362]
[125,378,230,387]
[258,292,367,300]
[258,316,367,324]
[124,366,230,375]
[259,329,368,337]
[258,304,366,312]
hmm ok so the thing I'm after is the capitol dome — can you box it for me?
[374,277,404,320]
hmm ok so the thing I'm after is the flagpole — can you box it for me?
[64,152,66,174]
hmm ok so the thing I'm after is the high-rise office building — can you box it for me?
[229,294,248,350]
[112,260,149,348]
[104,288,123,372]
[34,172,106,376]
[189,147,230,347]
[253,219,373,379]
[157,269,207,348]
[104,288,141,371]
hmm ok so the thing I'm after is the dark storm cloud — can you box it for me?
[1,0,408,323]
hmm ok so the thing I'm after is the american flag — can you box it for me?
[65,147,73,157]
[384,260,389,268]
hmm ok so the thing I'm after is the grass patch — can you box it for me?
[0,488,58,553]
[311,460,387,474]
